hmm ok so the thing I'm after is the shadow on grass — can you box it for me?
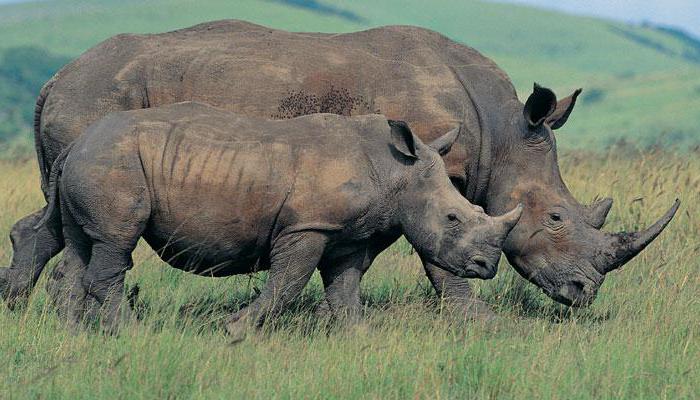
[115,274,613,337]
[126,279,440,335]
[488,279,614,325]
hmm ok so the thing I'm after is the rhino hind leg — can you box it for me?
[47,257,100,324]
[82,241,137,335]
[226,231,328,339]
[1,207,64,309]
[59,177,149,335]
[54,219,91,331]
[423,262,496,321]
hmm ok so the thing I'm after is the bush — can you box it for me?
[0,47,70,143]
[582,88,605,104]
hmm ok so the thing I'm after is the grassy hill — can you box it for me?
[0,0,698,150]
[0,2,697,398]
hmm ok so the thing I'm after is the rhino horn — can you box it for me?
[585,197,613,229]
[492,203,523,238]
[598,199,680,274]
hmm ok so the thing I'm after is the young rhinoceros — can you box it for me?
[43,102,522,334]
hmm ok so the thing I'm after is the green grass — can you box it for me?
[0,0,699,148]
[0,2,697,398]
[1,149,698,399]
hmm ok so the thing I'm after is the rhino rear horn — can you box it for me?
[586,197,613,229]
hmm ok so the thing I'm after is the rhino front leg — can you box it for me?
[1,207,64,309]
[423,262,496,321]
[226,231,327,338]
[318,254,370,322]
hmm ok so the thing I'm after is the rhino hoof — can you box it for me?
[443,298,498,323]
[0,269,8,301]
[225,320,249,343]
[313,299,332,319]
[225,310,255,341]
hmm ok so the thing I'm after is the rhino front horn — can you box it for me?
[493,203,524,237]
[600,199,680,274]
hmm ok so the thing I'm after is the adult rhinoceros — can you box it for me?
[0,20,678,314]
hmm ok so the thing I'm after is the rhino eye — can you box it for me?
[549,213,562,222]
[447,213,458,222]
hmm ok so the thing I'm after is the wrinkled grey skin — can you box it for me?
[45,103,522,332]
[0,20,678,313]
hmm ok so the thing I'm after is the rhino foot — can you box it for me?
[313,298,332,319]
[440,297,498,323]
[0,268,9,303]
[225,311,252,343]
[0,268,32,310]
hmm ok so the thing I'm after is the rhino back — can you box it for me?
[39,33,149,167]
[39,20,517,186]
[124,105,389,272]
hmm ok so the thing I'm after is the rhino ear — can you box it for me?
[388,120,418,159]
[523,83,557,128]
[546,88,582,130]
[429,124,461,156]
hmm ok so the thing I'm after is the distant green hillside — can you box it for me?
[0,0,698,151]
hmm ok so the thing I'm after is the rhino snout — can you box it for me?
[552,279,598,307]
[461,251,502,279]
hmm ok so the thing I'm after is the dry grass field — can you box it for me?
[0,148,697,399]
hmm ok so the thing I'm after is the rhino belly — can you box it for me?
[141,223,265,277]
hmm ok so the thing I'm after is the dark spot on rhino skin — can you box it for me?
[340,179,363,193]
[275,205,300,229]
[272,86,379,119]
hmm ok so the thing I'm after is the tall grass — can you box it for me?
[0,149,698,399]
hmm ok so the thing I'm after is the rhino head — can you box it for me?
[388,120,523,279]
[483,83,679,307]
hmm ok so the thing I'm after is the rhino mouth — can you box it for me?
[550,278,599,307]
[527,265,601,307]
[545,288,595,308]
[462,256,498,279]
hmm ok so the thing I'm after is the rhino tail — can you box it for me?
[34,71,63,198]
[33,142,74,231]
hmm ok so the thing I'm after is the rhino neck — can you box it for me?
[448,66,492,207]
[462,99,492,208]
[449,66,524,212]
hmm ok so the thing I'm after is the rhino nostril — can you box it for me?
[567,280,597,306]
[572,280,586,292]
[473,256,488,270]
